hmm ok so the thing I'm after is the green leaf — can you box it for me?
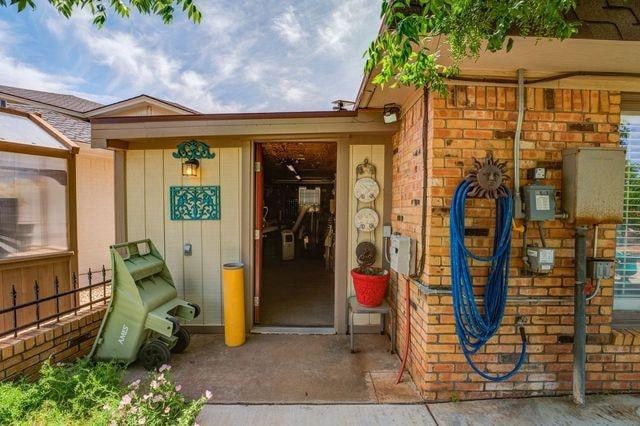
[364,0,579,89]
[2,0,202,25]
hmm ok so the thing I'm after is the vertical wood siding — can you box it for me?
[125,148,242,326]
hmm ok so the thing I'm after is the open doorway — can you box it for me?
[254,142,337,327]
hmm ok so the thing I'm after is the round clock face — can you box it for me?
[354,208,379,232]
[354,177,380,203]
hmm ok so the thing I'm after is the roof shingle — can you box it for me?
[0,85,102,113]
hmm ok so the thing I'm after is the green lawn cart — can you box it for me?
[90,239,200,370]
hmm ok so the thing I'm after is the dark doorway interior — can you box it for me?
[259,142,336,326]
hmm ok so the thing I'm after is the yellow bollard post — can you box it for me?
[222,262,246,347]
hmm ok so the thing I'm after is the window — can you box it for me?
[615,112,640,312]
[0,152,69,258]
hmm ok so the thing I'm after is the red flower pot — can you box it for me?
[351,267,389,307]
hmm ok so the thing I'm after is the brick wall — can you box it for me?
[390,85,640,401]
[0,307,106,380]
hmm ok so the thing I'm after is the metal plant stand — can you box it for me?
[348,296,395,354]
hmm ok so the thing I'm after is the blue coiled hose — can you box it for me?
[450,179,526,381]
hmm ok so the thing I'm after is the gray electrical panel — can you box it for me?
[526,246,555,274]
[562,148,625,225]
[390,235,414,275]
[587,258,615,280]
[522,184,556,221]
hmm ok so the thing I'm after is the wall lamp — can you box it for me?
[383,104,401,124]
[182,158,200,177]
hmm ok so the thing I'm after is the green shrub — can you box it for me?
[0,358,123,425]
[0,359,208,426]
[107,364,209,426]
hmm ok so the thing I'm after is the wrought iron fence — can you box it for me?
[0,266,112,339]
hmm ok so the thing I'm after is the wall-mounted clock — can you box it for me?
[354,177,380,203]
[354,208,379,232]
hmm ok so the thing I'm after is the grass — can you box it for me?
[0,357,208,426]
[0,358,123,425]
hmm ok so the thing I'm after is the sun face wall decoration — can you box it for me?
[465,152,510,199]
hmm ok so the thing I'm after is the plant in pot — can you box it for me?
[351,264,390,307]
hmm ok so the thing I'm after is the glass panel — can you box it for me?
[0,152,68,258]
[614,114,640,311]
[0,112,67,149]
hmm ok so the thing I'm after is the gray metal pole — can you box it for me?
[573,226,587,406]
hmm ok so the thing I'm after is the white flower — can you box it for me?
[175,385,182,392]
[138,418,146,425]
[153,395,163,403]
[129,379,141,389]
[159,364,171,372]
[142,393,152,401]
[205,390,213,400]
[157,373,165,382]
[120,394,132,406]
[164,406,171,414]
[150,380,159,389]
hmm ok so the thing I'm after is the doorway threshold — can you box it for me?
[251,326,336,335]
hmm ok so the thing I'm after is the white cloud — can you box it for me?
[273,6,304,45]
[0,1,382,112]
[318,0,368,53]
[0,20,82,93]
[278,78,318,104]
[66,17,241,112]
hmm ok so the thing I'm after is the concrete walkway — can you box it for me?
[127,334,422,403]
[198,394,640,425]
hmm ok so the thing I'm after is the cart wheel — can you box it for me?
[189,303,201,318]
[138,340,171,370]
[171,327,191,354]
[168,317,180,335]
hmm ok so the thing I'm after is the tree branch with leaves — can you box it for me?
[0,0,201,26]
[364,0,580,93]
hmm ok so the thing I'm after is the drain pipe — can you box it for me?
[513,69,525,219]
[573,226,587,406]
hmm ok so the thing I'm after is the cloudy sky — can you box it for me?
[0,1,381,112]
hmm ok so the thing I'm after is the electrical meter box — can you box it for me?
[522,184,556,221]
[526,246,555,274]
[587,258,615,280]
[390,235,413,275]
[562,148,625,225]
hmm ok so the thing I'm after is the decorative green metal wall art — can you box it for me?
[170,186,220,220]
[172,140,216,160]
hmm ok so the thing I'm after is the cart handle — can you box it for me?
[110,239,152,260]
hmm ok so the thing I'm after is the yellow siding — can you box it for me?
[348,145,385,326]
[75,148,115,273]
[125,147,242,326]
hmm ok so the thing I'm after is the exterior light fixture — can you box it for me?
[295,174,302,181]
[383,104,400,124]
[286,163,297,173]
[182,158,200,177]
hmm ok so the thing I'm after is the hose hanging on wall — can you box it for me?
[450,178,527,381]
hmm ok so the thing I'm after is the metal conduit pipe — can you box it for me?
[514,69,525,219]
[573,226,588,406]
